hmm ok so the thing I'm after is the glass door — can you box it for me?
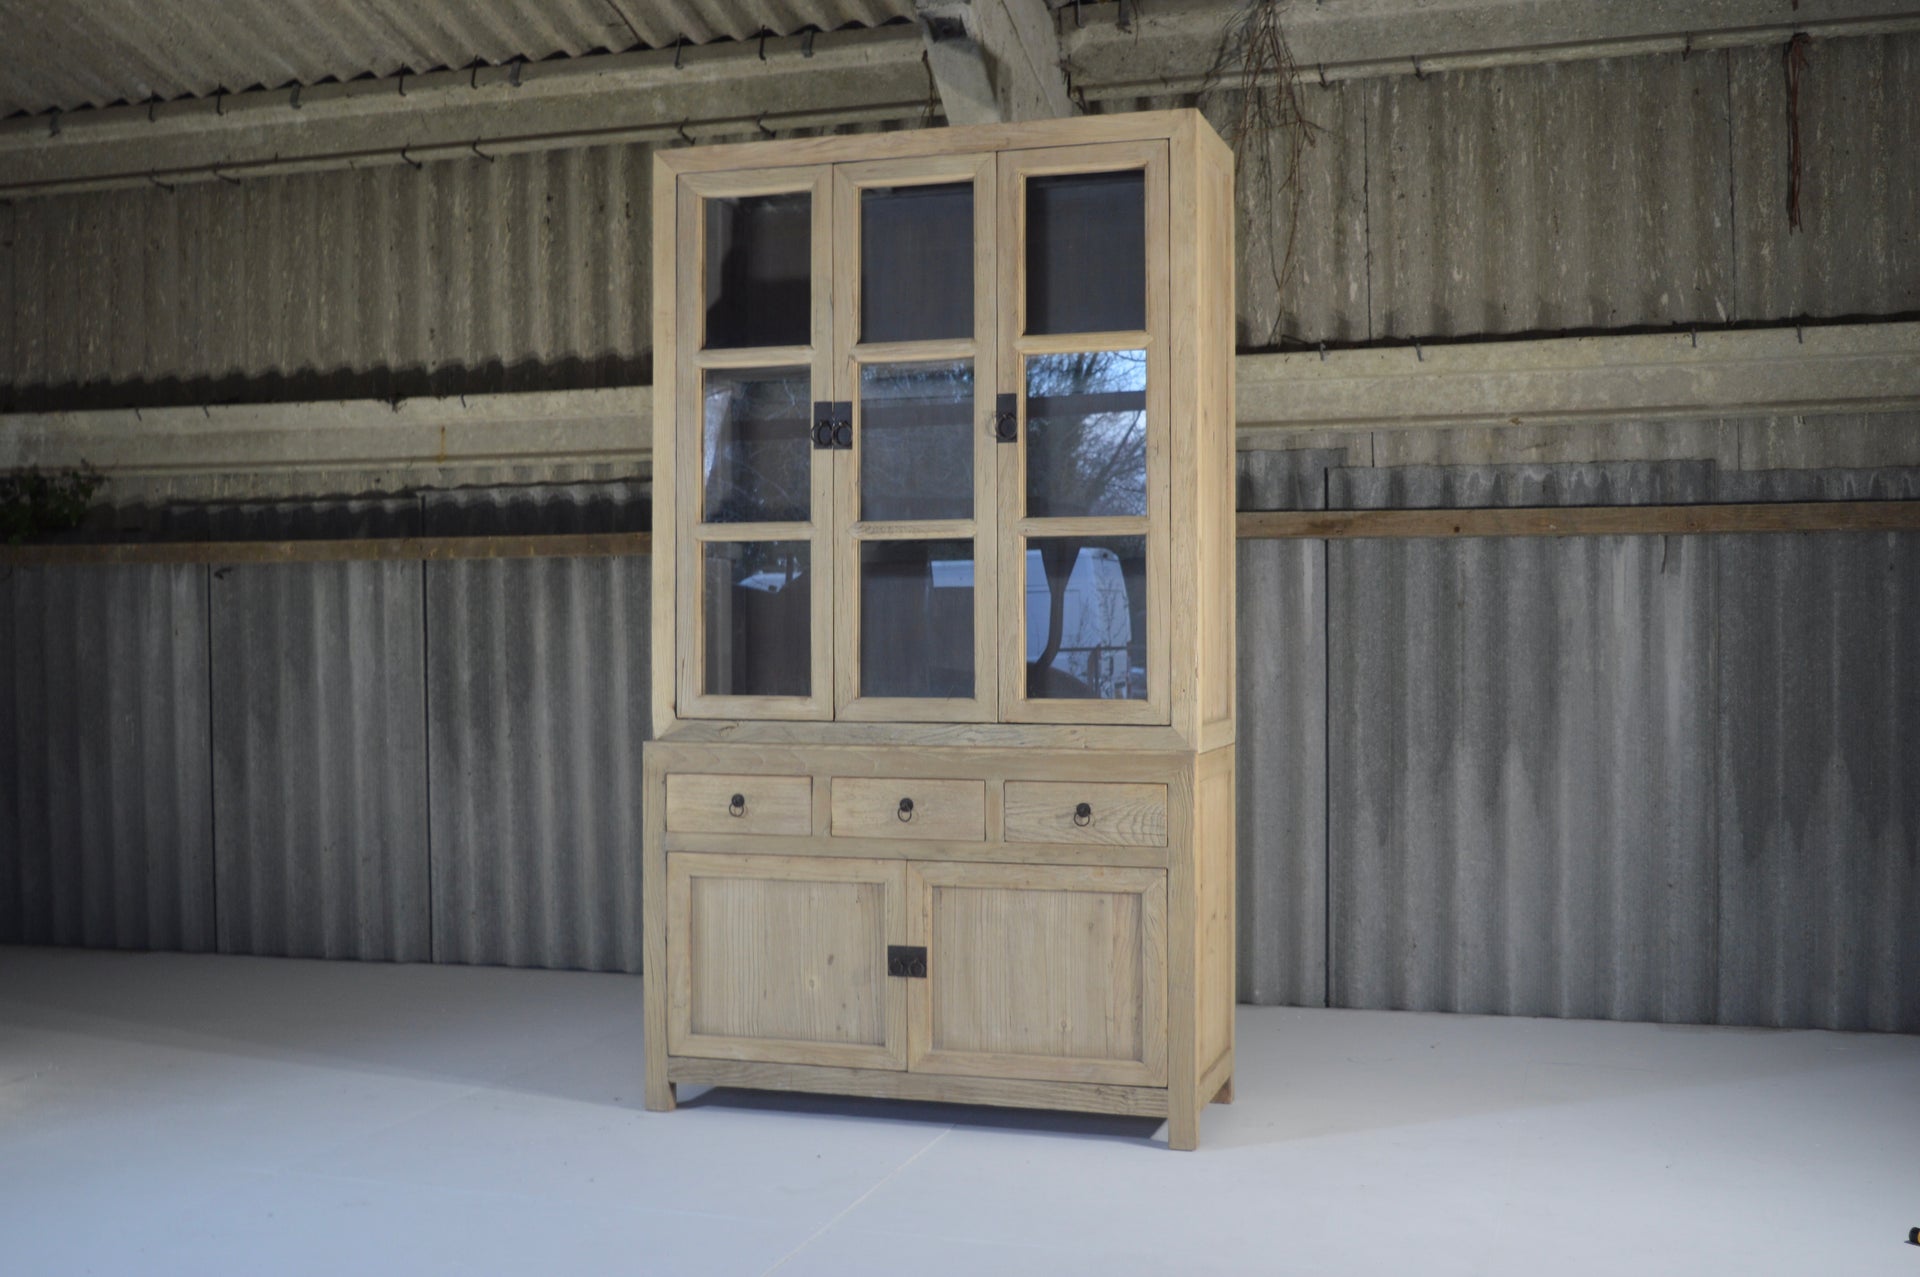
[996,142,1170,724]
[831,155,999,722]
[675,167,835,719]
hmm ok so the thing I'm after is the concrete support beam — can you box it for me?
[917,0,1074,124]
[0,26,932,200]
[6,323,1917,503]
[1236,322,1920,437]
[1063,0,1920,99]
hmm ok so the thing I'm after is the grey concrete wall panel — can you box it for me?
[0,565,214,950]
[422,485,649,972]
[1735,410,1920,472]
[1326,463,1720,1023]
[1713,469,1919,1033]
[1233,451,1335,1005]
[1367,52,1734,339]
[3,144,651,412]
[209,553,429,961]
[1731,35,1920,324]
[0,0,916,116]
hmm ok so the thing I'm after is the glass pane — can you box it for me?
[860,361,974,522]
[705,193,809,348]
[702,368,811,524]
[860,540,974,699]
[703,541,810,698]
[1025,350,1147,518]
[1025,536,1147,701]
[861,183,973,343]
[1025,170,1145,335]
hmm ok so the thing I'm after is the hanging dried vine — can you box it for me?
[1200,0,1319,349]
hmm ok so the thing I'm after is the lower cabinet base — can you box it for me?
[664,1057,1172,1118]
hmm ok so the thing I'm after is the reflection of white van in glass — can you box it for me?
[1025,546,1135,699]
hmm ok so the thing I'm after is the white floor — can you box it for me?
[2,949,1915,1277]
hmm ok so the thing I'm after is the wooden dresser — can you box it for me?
[643,111,1236,1148]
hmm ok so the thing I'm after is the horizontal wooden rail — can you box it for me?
[1237,501,1920,541]
[2,503,1915,565]
[0,531,652,566]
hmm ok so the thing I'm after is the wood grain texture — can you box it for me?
[667,1058,1170,1117]
[1237,501,1920,540]
[831,777,987,842]
[908,861,1168,1086]
[1195,747,1237,1093]
[1004,781,1169,847]
[664,773,813,836]
[666,853,906,1070]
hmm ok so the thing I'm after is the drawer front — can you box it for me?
[665,773,813,836]
[1004,782,1169,847]
[832,777,987,842]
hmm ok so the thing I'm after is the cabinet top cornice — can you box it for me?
[653,108,1219,177]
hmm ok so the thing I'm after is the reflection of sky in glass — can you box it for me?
[702,368,810,523]
[1025,350,1147,518]
[860,360,974,522]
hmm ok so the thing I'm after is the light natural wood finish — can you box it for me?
[1194,746,1237,1100]
[907,861,1168,1086]
[1003,781,1169,847]
[666,853,907,1070]
[667,1057,1171,1118]
[0,533,652,567]
[646,112,1235,1148]
[832,777,987,842]
[1237,502,1920,540]
[663,773,813,837]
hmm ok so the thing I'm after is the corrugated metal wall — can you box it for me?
[4,464,1913,1029]
[6,35,1917,410]
[0,563,213,950]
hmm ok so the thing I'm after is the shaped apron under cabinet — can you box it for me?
[644,112,1236,1149]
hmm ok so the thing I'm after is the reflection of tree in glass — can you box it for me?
[1026,349,1147,519]
[860,361,974,523]
[703,371,811,523]
[1025,351,1148,699]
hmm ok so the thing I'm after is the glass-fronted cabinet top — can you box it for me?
[662,122,1203,733]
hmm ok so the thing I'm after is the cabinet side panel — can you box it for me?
[1199,146,1237,743]
[650,154,679,738]
[1197,746,1237,1077]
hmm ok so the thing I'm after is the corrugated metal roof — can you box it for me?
[0,0,916,117]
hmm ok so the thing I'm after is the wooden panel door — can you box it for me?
[906,862,1167,1086]
[667,854,907,1070]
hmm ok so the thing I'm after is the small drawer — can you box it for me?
[665,773,813,836]
[832,777,986,842]
[1004,782,1169,847]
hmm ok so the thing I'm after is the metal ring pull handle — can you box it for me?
[1073,801,1092,827]
[728,793,746,818]
[897,797,915,822]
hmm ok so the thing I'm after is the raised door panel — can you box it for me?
[667,853,907,1069]
[907,862,1167,1086]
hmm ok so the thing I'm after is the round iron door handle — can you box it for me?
[833,421,853,449]
[812,421,836,448]
[897,797,914,822]
[728,793,746,817]
[1073,801,1092,827]
[993,412,1018,442]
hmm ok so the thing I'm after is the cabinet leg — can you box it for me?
[1211,1076,1234,1105]
[1167,1091,1200,1151]
[644,1075,677,1113]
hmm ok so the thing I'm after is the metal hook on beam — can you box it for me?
[470,140,494,162]
[400,146,422,170]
